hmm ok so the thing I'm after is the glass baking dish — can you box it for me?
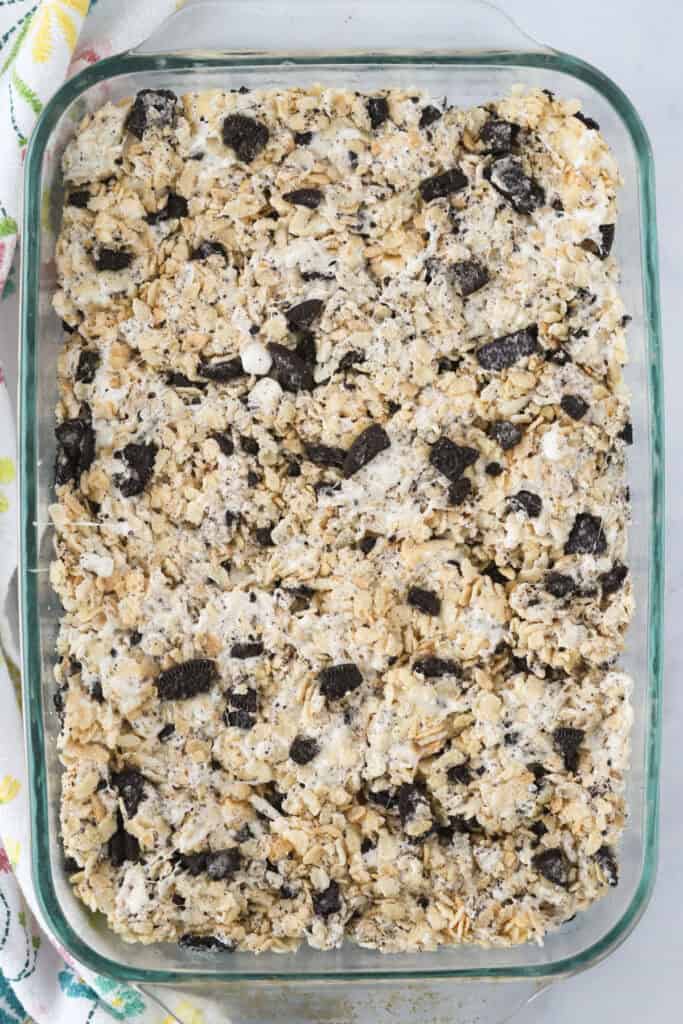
[19,0,663,989]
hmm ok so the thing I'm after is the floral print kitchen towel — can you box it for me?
[0,2,236,1020]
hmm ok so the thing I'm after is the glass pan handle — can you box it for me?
[134,0,547,56]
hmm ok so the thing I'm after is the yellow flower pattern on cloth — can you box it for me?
[0,456,14,514]
[3,838,21,868]
[161,1002,206,1024]
[0,776,21,804]
[31,0,90,64]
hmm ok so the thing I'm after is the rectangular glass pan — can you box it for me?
[19,0,663,986]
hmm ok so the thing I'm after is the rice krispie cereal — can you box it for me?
[50,84,634,953]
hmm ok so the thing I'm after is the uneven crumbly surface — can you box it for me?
[51,85,634,954]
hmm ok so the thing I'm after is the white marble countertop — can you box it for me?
[1,1,677,1020]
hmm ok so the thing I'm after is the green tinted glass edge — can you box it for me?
[20,48,663,985]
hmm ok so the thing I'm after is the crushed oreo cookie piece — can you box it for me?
[283,187,323,209]
[313,880,341,917]
[111,770,146,817]
[485,156,545,213]
[560,394,589,420]
[407,586,441,616]
[430,436,478,483]
[94,248,132,271]
[222,113,269,162]
[343,423,390,478]
[267,343,314,392]
[553,726,585,773]
[289,735,320,765]
[451,259,489,296]
[564,513,607,555]
[114,441,157,497]
[533,847,570,887]
[125,89,177,138]
[419,104,442,129]
[156,659,218,701]
[191,240,228,261]
[55,410,95,486]
[545,572,576,598]
[413,656,460,678]
[476,325,539,371]
[319,663,362,700]
[419,167,468,203]
[480,118,519,154]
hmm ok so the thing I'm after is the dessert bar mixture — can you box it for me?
[51,85,633,952]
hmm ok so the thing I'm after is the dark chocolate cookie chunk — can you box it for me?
[430,436,478,483]
[191,240,228,261]
[319,663,362,700]
[419,104,442,129]
[489,419,520,448]
[225,709,256,730]
[114,441,157,497]
[305,443,346,469]
[67,190,91,208]
[451,259,489,297]
[358,534,378,555]
[413,656,460,678]
[560,394,589,420]
[210,431,235,455]
[564,513,607,555]
[544,572,576,598]
[480,118,519,154]
[289,735,320,765]
[313,880,341,917]
[55,410,95,485]
[618,421,633,445]
[397,782,426,825]
[437,356,461,374]
[158,723,175,741]
[228,692,258,719]
[146,191,188,224]
[476,325,539,371]
[448,477,472,506]
[108,810,141,866]
[485,461,503,476]
[293,130,313,145]
[165,371,207,389]
[179,934,234,952]
[419,167,468,203]
[230,642,264,659]
[600,563,628,596]
[75,348,100,385]
[580,224,615,260]
[508,490,542,518]
[283,188,323,209]
[222,113,269,162]
[156,659,218,700]
[447,763,472,785]
[367,96,390,129]
[206,848,241,880]
[407,586,441,616]
[338,349,366,371]
[485,156,545,214]
[482,562,508,585]
[533,847,570,887]
[125,89,178,138]
[595,845,619,886]
[285,298,324,331]
[574,110,600,130]
[343,423,390,478]
[197,356,244,382]
[94,248,133,271]
[111,770,146,817]
[553,726,585,773]
[267,343,314,391]
[254,524,275,547]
